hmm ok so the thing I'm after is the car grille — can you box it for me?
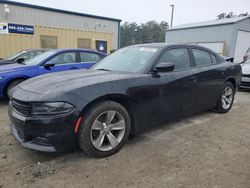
[241,82,250,87]
[11,99,31,116]
[242,74,250,78]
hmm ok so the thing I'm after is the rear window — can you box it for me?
[192,49,212,67]
[80,52,101,62]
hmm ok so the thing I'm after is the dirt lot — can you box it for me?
[0,91,250,188]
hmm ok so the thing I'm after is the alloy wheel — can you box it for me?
[221,86,233,110]
[90,110,126,151]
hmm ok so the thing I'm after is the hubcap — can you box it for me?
[90,110,126,151]
[222,86,233,110]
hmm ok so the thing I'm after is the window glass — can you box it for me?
[5,50,26,60]
[24,51,56,65]
[93,46,159,73]
[158,48,191,70]
[49,52,76,65]
[19,51,46,61]
[80,52,101,62]
[192,49,212,66]
[41,36,57,49]
[211,54,218,64]
[78,38,91,49]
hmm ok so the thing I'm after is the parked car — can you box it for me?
[9,44,241,157]
[243,47,250,62]
[221,55,234,62]
[0,49,49,65]
[240,58,250,88]
[0,48,106,98]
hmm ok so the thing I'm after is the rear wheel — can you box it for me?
[78,101,131,158]
[215,82,235,113]
[6,79,25,99]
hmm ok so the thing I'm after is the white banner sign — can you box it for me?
[0,23,9,34]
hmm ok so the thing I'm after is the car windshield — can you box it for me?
[5,51,27,60]
[92,46,160,73]
[18,50,48,62]
[24,51,56,65]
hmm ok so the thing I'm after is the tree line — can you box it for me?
[120,21,168,48]
[120,12,248,48]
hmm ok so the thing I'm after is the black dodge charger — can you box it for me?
[9,44,241,157]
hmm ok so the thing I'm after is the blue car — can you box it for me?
[0,48,106,98]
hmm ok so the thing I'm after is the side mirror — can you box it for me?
[16,58,25,64]
[43,62,55,69]
[155,62,175,73]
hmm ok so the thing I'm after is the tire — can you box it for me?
[78,101,131,158]
[215,81,235,113]
[6,79,25,99]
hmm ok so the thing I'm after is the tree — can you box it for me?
[120,21,169,48]
[217,12,248,19]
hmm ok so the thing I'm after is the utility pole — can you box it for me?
[170,4,174,28]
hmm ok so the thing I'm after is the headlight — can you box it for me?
[31,102,74,115]
[0,76,3,80]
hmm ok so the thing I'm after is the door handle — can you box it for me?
[189,76,197,82]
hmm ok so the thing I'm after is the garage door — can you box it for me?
[234,30,250,63]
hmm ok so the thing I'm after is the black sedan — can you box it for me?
[9,44,241,157]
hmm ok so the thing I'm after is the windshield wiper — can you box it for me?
[16,61,25,65]
[96,68,111,71]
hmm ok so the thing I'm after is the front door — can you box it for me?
[155,47,197,118]
[38,52,79,75]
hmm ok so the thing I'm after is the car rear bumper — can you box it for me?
[8,104,79,152]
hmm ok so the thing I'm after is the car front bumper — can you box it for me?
[8,103,79,152]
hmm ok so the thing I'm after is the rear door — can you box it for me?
[190,48,222,109]
[77,52,103,69]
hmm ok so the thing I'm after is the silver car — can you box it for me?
[241,58,250,88]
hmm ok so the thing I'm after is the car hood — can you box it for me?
[17,69,138,95]
[0,60,15,66]
[241,63,250,75]
[0,63,32,73]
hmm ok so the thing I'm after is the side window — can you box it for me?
[158,48,191,71]
[80,52,101,62]
[40,35,57,49]
[49,52,76,65]
[192,49,212,66]
[211,54,218,64]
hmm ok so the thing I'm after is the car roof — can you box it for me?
[131,43,217,54]
[22,48,51,52]
[49,48,106,55]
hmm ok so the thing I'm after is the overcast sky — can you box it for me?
[14,0,250,26]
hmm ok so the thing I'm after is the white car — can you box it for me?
[241,58,250,88]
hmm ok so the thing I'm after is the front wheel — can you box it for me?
[78,101,131,158]
[215,82,235,113]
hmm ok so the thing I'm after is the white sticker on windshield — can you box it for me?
[139,47,158,53]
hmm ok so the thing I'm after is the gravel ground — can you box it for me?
[0,91,250,188]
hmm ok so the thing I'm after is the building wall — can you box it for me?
[0,3,120,54]
[0,25,113,58]
[231,18,250,56]
[165,24,235,57]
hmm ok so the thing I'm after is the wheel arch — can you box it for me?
[79,94,137,135]
[225,77,237,92]
[3,76,29,97]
